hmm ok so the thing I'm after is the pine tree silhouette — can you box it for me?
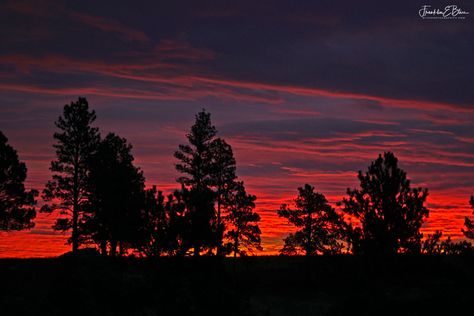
[42,98,100,252]
[0,131,37,231]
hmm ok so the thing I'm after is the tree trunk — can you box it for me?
[233,239,238,258]
[110,240,117,257]
[233,229,239,257]
[72,165,79,253]
[216,186,222,256]
[119,242,124,257]
[194,244,200,257]
[100,241,107,256]
[72,204,78,253]
[305,208,312,256]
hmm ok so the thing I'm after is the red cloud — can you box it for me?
[2,53,472,113]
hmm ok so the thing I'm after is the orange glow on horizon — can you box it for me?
[1,184,471,258]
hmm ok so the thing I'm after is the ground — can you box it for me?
[1,255,473,315]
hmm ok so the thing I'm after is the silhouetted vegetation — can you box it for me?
[463,195,474,239]
[174,110,221,256]
[422,230,443,254]
[0,131,36,231]
[174,110,257,256]
[278,184,346,255]
[422,230,473,255]
[341,152,429,255]
[209,137,237,255]
[224,181,262,257]
[5,98,474,259]
[82,133,145,256]
[4,98,474,315]
[41,98,100,252]
[138,187,181,256]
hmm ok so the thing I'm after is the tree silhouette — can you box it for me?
[42,98,100,252]
[165,189,191,256]
[224,181,262,257]
[174,110,219,256]
[83,133,145,256]
[174,110,240,256]
[138,186,182,257]
[462,196,474,239]
[175,110,216,189]
[422,230,443,255]
[209,138,237,255]
[278,184,345,256]
[0,131,37,231]
[422,230,473,255]
[440,236,473,255]
[341,152,429,255]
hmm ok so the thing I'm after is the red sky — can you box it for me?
[1,0,473,257]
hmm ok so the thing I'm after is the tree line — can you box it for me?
[1,97,474,257]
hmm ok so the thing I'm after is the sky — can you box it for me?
[0,0,473,257]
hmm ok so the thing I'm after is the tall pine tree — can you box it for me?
[174,110,239,256]
[174,110,217,256]
[42,98,100,253]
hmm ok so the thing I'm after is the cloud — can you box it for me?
[1,53,472,114]
[69,12,150,43]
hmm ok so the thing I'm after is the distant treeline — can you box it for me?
[1,98,474,257]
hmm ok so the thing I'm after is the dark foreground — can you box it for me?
[1,255,474,316]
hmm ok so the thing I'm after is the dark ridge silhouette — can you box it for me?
[1,256,474,316]
[0,130,37,231]
[278,184,346,255]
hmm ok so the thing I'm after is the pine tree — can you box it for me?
[224,181,262,257]
[175,110,216,189]
[422,230,443,255]
[278,184,345,256]
[0,131,37,231]
[341,152,429,255]
[174,110,218,256]
[84,133,145,256]
[139,187,182,257]
[42,98,100,252]
[209,138,236,255]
